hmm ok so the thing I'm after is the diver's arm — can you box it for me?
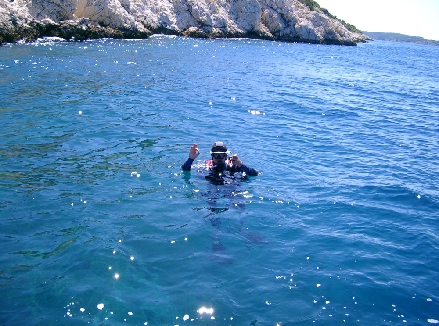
[182,144,200,171]
[182,158,194,171]
[239,163,259,176]
[229,154,258,176]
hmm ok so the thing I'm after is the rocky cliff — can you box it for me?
[0,0,368,45]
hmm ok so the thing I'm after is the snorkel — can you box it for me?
[212,159,226,171]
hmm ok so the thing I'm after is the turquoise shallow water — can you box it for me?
[1,36,439,325]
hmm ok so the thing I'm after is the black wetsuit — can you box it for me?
[182,158,258,185]
[182,158,258,176]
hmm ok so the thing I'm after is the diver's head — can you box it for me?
[210,141,228,166]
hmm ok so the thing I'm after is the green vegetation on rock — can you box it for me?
[297,0,320,11]
[298,0,362,34]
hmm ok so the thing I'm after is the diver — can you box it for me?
[181,142,260,263]
[181,141,259,184]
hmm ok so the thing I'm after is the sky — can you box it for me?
[315,0,439,41]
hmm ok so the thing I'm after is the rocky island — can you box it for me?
[364,32,439,46]
[0,0,369,45]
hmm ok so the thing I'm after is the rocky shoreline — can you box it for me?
[1,0,369,46]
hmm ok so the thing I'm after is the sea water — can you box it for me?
[0,36,438,325]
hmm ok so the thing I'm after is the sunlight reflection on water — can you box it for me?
[1,37,439,325]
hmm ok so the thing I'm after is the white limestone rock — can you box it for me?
[1,0,369,45]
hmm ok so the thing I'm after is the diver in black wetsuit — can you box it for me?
[181,141,259,184]
[181,142,259,262]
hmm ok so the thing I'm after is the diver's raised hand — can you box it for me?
[230,154,242,167]
[189,143,200,159]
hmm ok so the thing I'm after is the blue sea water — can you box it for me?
[1,36,439,325]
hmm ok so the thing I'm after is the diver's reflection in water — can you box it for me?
[185,169,250,264]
